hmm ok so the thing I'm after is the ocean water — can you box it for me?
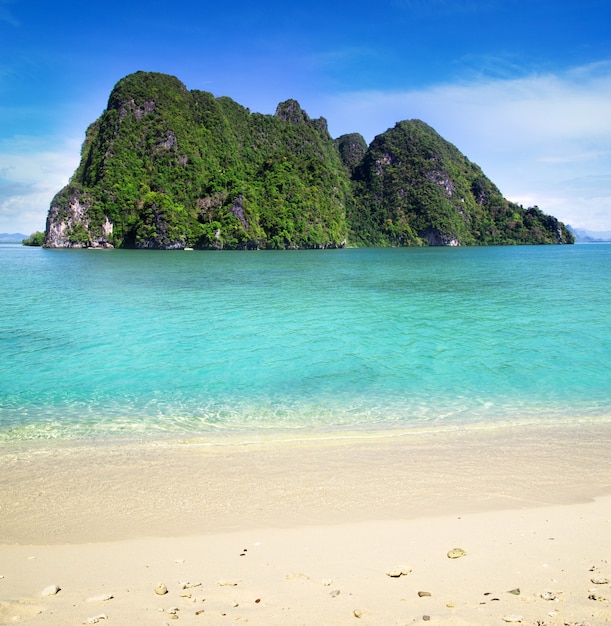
[1,244,610,443]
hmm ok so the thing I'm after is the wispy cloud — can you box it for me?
[0,0,19,26]
[320,61,611,230]
[0,136,80,233]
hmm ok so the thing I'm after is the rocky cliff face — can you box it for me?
[44,71,573,249]
[45,190,114,248]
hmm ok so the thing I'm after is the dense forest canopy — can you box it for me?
[44,71,574,249]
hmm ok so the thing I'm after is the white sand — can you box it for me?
[1,422,610,625]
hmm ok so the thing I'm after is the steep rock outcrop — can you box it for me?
[349,120,574,246]
[45,188,114,248]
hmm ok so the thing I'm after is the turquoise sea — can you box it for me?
[1,244,610,443]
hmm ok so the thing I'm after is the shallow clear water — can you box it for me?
[1,244,610,441]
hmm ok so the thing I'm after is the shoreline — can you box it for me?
[1,420,610,545]
[1,420,610,624]
[2,404,609,447]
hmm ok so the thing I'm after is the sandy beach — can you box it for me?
[1,422,610,625]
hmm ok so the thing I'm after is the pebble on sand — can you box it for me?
[540,591,559,601]
[41,584,61,597]
[86,594,113,602]
[502,616,524,623]
[154,583,168,595]
[386,567,412,577]
[285,573,310,581]
[180,581,202,589]
[447,548,467,559]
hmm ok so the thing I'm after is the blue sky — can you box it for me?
[1,0,611,234]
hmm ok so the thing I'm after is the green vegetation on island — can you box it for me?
[348,120,571,246]
[22,231,45,246]
[43,71,574,249]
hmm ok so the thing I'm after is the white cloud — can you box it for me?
[320,61,611,230]
[0,136,81,233]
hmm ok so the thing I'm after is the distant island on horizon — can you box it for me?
[0,233,28,243]
[567,226,611,243]
[34,71,573,249]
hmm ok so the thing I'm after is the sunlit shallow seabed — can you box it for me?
[1,244,610,445]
